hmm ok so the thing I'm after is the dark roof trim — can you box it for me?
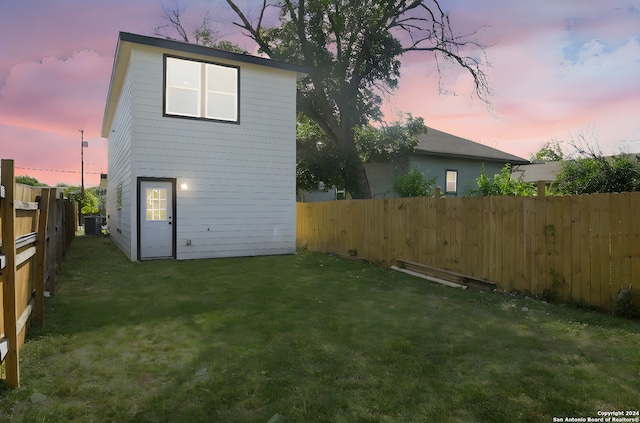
[118,32,307,74]
[412,149,530,165]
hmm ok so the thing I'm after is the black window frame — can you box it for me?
[445,169,458,194]
[163,54,241,125]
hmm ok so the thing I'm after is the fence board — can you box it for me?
[532,197,544,294]
[609,194,622,308]
[580,197,592,306]
[618,193,632,293]
[589,195,603,308]
[551,196,564,299]
[560,197,572,301]
[35,188,51,326]
[569,196,582,303]
[631,194,640,298]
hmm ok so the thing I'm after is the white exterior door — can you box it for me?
[139,179,174,259]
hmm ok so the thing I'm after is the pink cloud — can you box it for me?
[0,49,111,186]
[0,50,112,133]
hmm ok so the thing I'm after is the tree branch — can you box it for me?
[226,0,274,57]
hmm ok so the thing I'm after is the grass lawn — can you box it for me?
[1,236,639,422]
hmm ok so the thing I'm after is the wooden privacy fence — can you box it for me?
[1,159,77,387]
[297,192,640,312]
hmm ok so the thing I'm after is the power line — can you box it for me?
[12,166,102,175]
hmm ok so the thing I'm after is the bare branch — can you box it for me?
[154,1,191,42]
[226,0,274,57]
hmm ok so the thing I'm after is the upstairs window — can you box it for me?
[164,56,239,123]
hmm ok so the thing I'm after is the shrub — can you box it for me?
[393,168,437,197]
[472,164,536,197]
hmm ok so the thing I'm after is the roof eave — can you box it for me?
[412,149,529,165]
[118,32,307,74]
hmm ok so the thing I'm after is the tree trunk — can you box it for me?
[333,123,372,199]
[343,146,372,199]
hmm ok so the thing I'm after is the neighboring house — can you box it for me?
[366,127,529,198]
[101,32,305,261]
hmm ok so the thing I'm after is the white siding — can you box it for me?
[127,46,296,259]
[106,59,135,260]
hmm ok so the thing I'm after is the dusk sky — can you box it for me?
[1,1,639,187]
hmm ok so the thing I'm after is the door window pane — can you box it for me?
[146,188,167,221]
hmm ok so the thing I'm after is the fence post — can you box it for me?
[1,159,20,387]
[434,187,441,199]
[35,188,51,327]
[56,192,64,273]
[537,181,546,198]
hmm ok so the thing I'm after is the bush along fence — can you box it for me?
[296,190,640,315]
[1,159,77,387]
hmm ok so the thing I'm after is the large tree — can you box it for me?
[226,0,489,198]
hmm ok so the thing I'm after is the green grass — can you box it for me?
[1,236,639,422]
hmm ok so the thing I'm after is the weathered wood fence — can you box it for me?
[297,192,640,312]
[1,159,77,387]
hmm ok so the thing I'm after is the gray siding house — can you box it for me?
[366,127,529,198]
[101,32,305,261]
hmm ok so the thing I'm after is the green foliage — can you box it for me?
[16,175,45,186]
[554,154,640,194]
[212,40,248,54]
[530,140,564,162]
[472,164,536,197]
[393,168,437,198]
[58,184,105,216]
[81,190,100,215]
[296,114,426,193]
[356,115,427,163]
[296,114,348,192]
[614,288,639,319]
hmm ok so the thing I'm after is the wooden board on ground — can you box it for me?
[396,259,496,291]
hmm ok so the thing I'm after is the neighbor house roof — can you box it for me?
[101,32,307,137]
[511,162,562,183]
[413,127,529,164]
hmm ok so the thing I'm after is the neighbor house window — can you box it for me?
[445,170,458,194]
[165,56,239,123]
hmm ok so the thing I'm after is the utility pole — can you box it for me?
[80,129,87,228]
[80,129,85,203]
